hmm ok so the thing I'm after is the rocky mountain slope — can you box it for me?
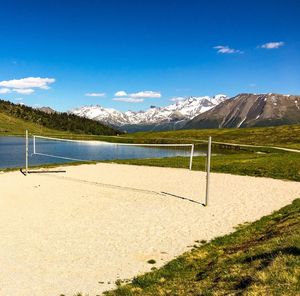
[71,95,228,132]
[37,106,56,114]
[184,93,300,129]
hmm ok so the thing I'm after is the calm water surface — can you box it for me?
[0,136,204,169]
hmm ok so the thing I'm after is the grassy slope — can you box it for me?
[0,111,120,138]
[0,111,125,141]
[0,111,72,136]
[123,124,300,149]
[0,99,119,136]
[105,199,300,296]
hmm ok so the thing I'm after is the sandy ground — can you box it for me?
[0,163,299,296]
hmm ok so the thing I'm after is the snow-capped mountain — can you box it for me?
[184,93,300,129]
[70,95,227,132]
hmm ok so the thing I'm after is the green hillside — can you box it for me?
[0,99,119,136]
[123,124,300,149]
[0,111,72,136]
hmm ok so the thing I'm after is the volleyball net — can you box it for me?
[24,131,212,206]
[30,134,195,169]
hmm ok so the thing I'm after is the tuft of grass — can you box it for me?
[104,198,300,295]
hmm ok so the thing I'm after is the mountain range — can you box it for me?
[185,93,300,129]
[71,94,228,132]
[58,93,300,132]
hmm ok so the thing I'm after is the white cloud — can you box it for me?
[170,97,185,102]
[13,88,34,95]
[85,92,106,97]
[113,90,161,102]
[214,45,243,54]
[0,88,11,94]
[0,77,55,95]
[260,41,284,49]
[113,97,144,103]
[130,91,161,98]
[115,90,127,97]
[0,77,55,90]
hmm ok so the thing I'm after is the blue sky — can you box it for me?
[0,0,299,111]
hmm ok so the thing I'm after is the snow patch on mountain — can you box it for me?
[70,94,228,127]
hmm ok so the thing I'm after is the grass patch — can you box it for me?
[104,198,300,295]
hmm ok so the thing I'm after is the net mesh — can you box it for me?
[31,135,196,169]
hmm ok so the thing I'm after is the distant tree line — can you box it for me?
[0,99,121,135]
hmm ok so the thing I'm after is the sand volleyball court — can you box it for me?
[0,163,299,295]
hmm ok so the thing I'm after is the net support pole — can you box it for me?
[189,144,194,170]
[25,130,29,176]
[204,136,212,206]
[33,135,36,154]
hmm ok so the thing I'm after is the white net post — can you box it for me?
[189,144,194,170]
[204,136,212,206]
[25,130,29,175]
[33,135,36,154]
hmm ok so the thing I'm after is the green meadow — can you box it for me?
[121,124,300,150]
